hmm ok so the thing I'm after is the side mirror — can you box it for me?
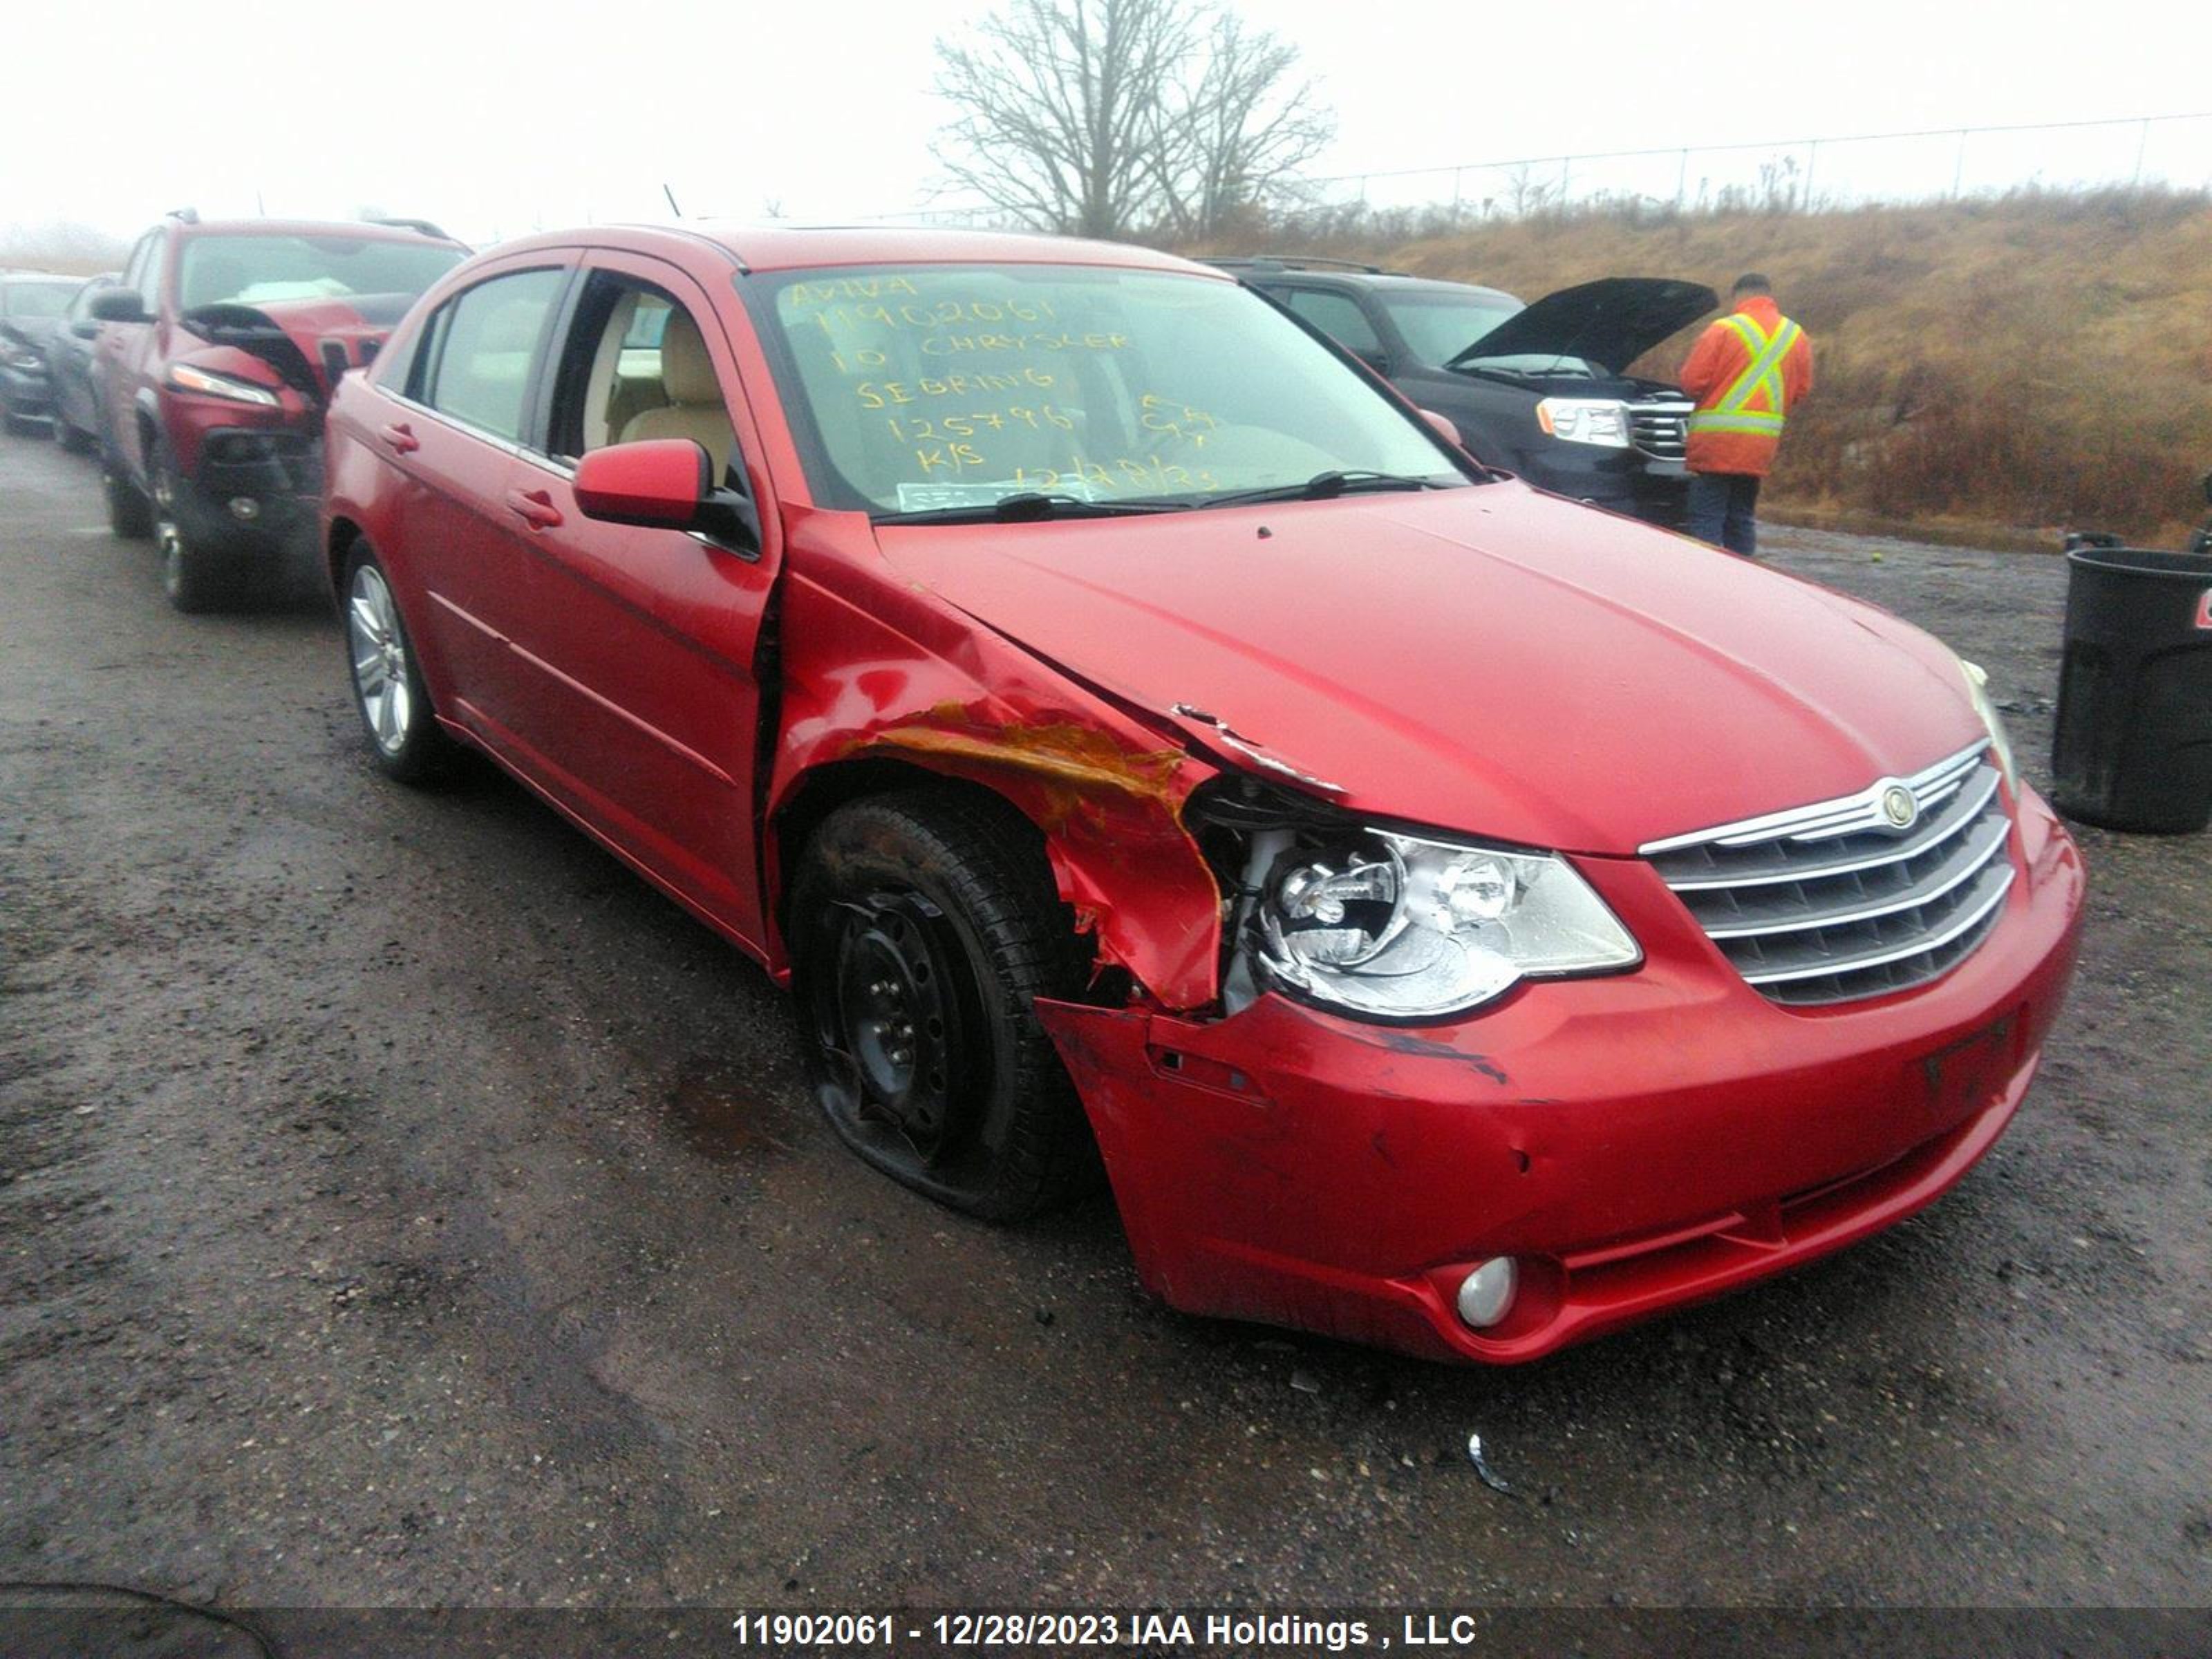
[1419,409,1463,449]
[1354,346,1393,375]
[71,319,100,339]
[89,288,149,324]
[573,439,760,554]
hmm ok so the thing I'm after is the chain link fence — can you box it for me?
[863,111,2212,229]
[1299,112,2212,220]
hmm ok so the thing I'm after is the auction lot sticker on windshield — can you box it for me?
[894,479,1097,512]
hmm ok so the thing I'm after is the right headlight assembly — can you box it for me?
[1253,825,1640,1022]
[1535,396,1631,448]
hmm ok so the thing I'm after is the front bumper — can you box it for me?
[1038,786,2085,1364]
[0,363,53,418]
[171,427,324,562]
[1519,444,1689,529]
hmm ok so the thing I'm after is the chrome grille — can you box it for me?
[1642,742,2015,1006]
[1629,396,1691,460]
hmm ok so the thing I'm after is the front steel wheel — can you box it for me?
[817,888,975,1165]
[343,546,456,785]
[791,790,1097,1221]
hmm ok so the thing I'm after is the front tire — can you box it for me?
[103,456,153,539]
[342,544,457,785]
[151,437,241,613]
[790,791,1096,1221]
[53,408,89,454]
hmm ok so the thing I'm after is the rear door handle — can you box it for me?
[505,487,563,529]
[379,422,419,453]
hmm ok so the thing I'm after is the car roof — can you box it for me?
[1223,263,1521,306]
[484,222,1226,278]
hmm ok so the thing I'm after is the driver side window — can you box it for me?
[547,272,740,487]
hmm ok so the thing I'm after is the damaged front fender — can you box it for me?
[767,511,1227,1010]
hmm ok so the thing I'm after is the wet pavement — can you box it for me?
[3,428,2208,1622]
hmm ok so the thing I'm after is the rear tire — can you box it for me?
[342,543,458,785]
[103,456,152,540]
[151,436,241,614]
[790,789,1097,1221]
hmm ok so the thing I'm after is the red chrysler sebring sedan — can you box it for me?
[321,225,2083,1363]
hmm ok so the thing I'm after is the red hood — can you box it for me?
[873,482,1984,855]
[181,294,409,401]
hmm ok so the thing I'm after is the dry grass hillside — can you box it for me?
[1263,189,2212,547]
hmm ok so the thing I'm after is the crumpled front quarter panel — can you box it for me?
[770,507,1225,1009]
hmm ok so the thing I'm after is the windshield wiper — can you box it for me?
[872,491,1185,525]
[1194,470,1447,509]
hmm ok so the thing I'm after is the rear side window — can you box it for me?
[1278,288,1384,359]
[414,268,567,444]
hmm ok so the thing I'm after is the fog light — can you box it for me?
[228,497,260,521]
[1455,1257,1518,1329]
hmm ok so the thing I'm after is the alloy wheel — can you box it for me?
[346,564,413,756]
[152,463,186,601]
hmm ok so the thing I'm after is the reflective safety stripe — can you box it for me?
[1689,313,1800,438]
[1689,410,1786,434]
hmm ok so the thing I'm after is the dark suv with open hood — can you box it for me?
[91,213,467,610]
[1213,258,1714,527]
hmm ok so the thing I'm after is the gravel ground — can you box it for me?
[1,428,2207,1644]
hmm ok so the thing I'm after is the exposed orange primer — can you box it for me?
[850,714,1186,806]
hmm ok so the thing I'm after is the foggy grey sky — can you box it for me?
[6,0,2208,248]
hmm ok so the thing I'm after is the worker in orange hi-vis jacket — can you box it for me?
[1677,273,1814,558]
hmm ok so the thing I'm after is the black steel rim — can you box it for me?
[811,890,971,1163]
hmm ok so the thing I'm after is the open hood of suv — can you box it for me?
[874,484,1981,855]
[1447,277,1715,375]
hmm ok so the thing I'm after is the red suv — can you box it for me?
[91,214,465,610]
[322,226,2084,1364]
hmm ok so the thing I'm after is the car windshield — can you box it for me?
[752,264,1470,516]
[1380,290,1526,368]
[178,235,463,310]
[3,281,79,321]
[1379,289,1609,380]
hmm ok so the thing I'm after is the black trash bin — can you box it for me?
[2050,542,2212,832]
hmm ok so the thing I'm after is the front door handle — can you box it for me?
[505,487,563,529]
[379,422,419,453]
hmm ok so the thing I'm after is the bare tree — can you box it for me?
[932,0,1332,241]
[1150,10,1333,241]
[932,0,1193,238]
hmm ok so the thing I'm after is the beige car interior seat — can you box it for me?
[619,310,736,481]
